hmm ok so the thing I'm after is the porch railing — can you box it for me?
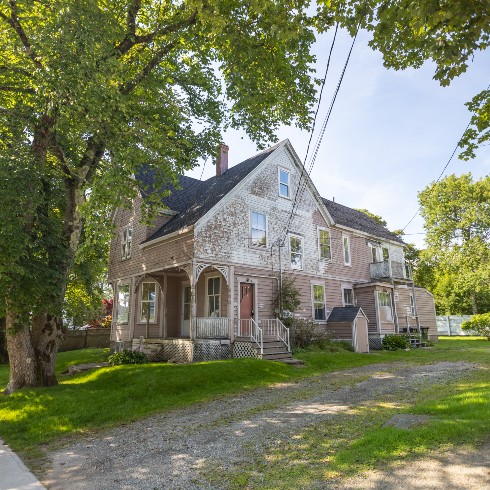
[261,319,290,352]
[193,317,229,339]
[370,260,409,280]
[238,319,263,354]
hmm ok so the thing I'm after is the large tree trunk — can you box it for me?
[4,310,36,395]
[31,313,64,387]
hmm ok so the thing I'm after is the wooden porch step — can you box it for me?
[261,351,293,361]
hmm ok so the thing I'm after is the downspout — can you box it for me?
[278,239,283,316]
[409,265,421,333]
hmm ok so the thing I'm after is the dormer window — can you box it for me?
[122,224,132,260]
[279,168,290,198]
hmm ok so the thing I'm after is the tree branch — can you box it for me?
[0,1,43,69]
[0,65,34,78]
[0,85,35,94]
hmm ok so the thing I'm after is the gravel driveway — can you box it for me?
[40,361,487,489]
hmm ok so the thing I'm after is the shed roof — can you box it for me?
[327,306,363,323]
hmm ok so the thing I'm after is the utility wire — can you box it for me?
[283,23,359,244]
[279,24,339,244]
[401,81,490,234]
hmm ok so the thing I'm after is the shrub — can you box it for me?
[289,318,331,351]
[461,313,490,340]
[382,334,411,351]
[108,349,149,366]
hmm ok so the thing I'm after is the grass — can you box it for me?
[0,337,488,469]
[204,336,490,489]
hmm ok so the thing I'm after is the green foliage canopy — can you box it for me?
[418,173,490,314]
[317,0,490,158]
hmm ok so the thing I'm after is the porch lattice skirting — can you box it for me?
[193,340,232,362]
[368,336,383,351]
[132,339,193,363]
[233,341,258,359]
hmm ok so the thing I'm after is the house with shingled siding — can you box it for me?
[108,139,437,362]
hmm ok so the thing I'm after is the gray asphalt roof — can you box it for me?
[327,306,362,323]
[140,143,280,243]
[321,198,404,243]
[136,142,404,245]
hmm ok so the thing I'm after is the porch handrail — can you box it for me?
[261,319,290,352]
[250,319,263,354]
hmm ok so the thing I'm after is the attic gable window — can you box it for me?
[250,211,267,247]
[121,224,132,260]
[290,234,303,270]
[279,168,290,198]
[318,228,331,260]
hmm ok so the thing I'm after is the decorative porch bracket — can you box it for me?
[195,263,230,286]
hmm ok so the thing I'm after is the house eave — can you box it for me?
[333,224,404,247]
[140,225,194,249]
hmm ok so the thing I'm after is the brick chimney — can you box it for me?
[216,143,229,176]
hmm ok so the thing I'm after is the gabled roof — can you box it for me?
[140,143,281,243]
[321,198,404,243]
[137,141,404,245]
[327,306,363,323]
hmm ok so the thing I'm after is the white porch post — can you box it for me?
[162,274,167,339]
[229,265,235,342]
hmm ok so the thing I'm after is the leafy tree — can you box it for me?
[461,313,490,340]
[317,0,490,157]
[0,0,318,393]
[418,173,490,315]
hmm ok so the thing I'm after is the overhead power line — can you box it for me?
[401,81,490,234]
[282,23,360,244]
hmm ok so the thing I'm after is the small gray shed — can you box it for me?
[326,306,370,353]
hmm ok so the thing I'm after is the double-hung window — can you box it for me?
[312,284,326,321]
[290,234,303,270]
[121,224,132,260]
[251,211,267,247]
[116,284,130,323]
[343,235,351,265]
[140,282,156,322]
[207,276,220,317]
[382,247,390,261]
[343,287,354,307]
[279,169,290,198]
[318,228,331,260]
[370,245,378,263]
[377,291,393,322]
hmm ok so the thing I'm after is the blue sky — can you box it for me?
[187,28,490,249]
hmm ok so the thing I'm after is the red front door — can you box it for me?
[240,283,254,335]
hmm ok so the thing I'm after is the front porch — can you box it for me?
[113,261,291,362]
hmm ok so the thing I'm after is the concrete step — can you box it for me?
[261,352,293,361]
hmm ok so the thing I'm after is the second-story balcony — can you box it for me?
[370,260,412,281]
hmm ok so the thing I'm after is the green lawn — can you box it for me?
[0,337,488,467]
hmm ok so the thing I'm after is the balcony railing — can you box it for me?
[193,317,229,339]
[370,260,411,280]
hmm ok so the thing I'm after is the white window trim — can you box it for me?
[342,285,355,307]
[377,291,393,322]
[121,223,132,260]
[289,233,304,270]
[343,234,351,266]
[139,281,158,323]
[249,210,268,248]
[311,283,327,323]
[205,274,221,317]
[278,167,291,199]
[382,246,390,261]
[318,226,332,262]
[116,282,131,324]
[369,244,379,263]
